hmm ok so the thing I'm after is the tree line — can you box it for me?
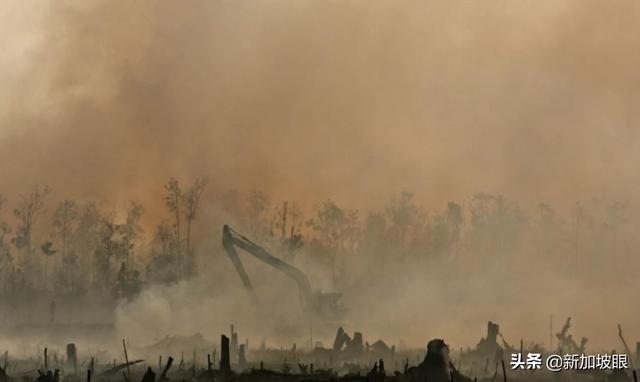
[0,180,633,304]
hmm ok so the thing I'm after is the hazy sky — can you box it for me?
[1,1,639,213]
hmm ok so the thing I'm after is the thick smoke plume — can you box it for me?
[1,0,640,352]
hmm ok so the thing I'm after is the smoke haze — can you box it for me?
[1,0,640,352]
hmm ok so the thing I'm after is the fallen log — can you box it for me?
[99,360,144,377]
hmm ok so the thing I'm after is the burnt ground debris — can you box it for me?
[0,320,638,382]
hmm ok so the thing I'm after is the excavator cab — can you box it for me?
[221,225,345,322]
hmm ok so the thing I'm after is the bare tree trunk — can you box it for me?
[186,220,192,261]
[175,208,182,277]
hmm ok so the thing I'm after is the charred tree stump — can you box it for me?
[67,344,78,374]
[220,335,231,373]
[238,345,247,370]
[230,325,238,364]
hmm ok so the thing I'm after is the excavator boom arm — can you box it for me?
[222,225,313,301]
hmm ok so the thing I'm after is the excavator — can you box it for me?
[222,225,345,322]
